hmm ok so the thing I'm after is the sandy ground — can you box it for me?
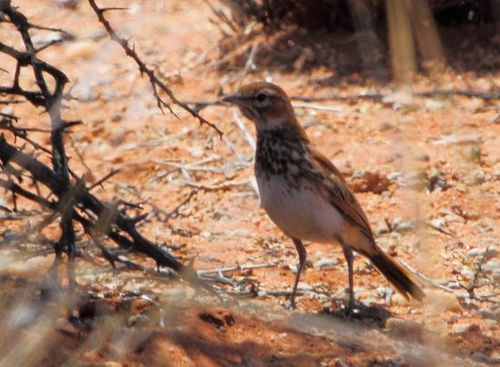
[0,1,499,366]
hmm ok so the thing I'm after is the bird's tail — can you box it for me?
[369,249,425,302]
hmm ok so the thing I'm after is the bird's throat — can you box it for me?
[255,127,310,181]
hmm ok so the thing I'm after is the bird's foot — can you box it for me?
[341,301,391,322]
[286,298,296,310]
[341,298,373,316]
[343,300,360,318]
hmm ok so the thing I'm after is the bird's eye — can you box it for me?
[256,93,267,102]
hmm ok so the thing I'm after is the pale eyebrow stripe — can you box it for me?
[262,88,278,96]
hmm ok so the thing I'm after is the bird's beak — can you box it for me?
[222,93,245,106]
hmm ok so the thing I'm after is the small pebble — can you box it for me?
[387,172,403,181]
[493,163,500,178]
[331,289,349,302]
[452,323,479,334]
[389,231,402,239]
[477,218,494,232]
[377,287,394,304]
[470,352,500,364]
[352,170,366,178]
[425,99,446,111]
[465,169,486,186]
[56,0,79,9]
[468,246,498,260]
[313,258,338,269]
[429,218,446,230]
[391,293,407,306]
[429,170,450,191]
[376,225,389,235]
[393,220,415,233]
[298,283,314,291]
[480,307,500,321]
[491,353,500,361]
[446,281,461,289]
[473,169,486,183]
[460,268,474,279]
[200,231,212,239]
[188,146,204,158]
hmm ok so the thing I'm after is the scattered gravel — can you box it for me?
[467,246,498,260]
[387,171,403,181]
[480,307,500,321]
[470,352,500,365]
[391,218,416,233]
[452,323,479,334]
[464,169,486,186]
[376,225,390,235]
[376,287,394,305]
[313,258,339,269]
[428,170,450,191]
[482,258,500,282]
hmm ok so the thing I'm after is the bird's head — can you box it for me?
[223,82,298,132]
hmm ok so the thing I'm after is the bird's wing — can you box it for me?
[310,148,375,243]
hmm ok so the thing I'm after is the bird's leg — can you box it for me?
[288,238,307,309]
[342,245,355,315]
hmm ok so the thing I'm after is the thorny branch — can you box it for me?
[1,0,77,284]
[0,137,188,273]
[459,250,495,303]
[0,1,207,290]
[87,0,223,136]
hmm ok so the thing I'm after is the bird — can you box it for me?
[223,82,425,313]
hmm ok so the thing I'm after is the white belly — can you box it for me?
[257,176,345,242]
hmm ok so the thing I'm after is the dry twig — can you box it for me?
[290,89,500,103]
[0,1,216,291]
[1,0,76,285]
[87,0,223,136]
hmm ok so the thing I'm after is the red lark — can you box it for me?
[224,82,425,312]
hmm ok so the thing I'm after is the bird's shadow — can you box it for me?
[321,302,392,327]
